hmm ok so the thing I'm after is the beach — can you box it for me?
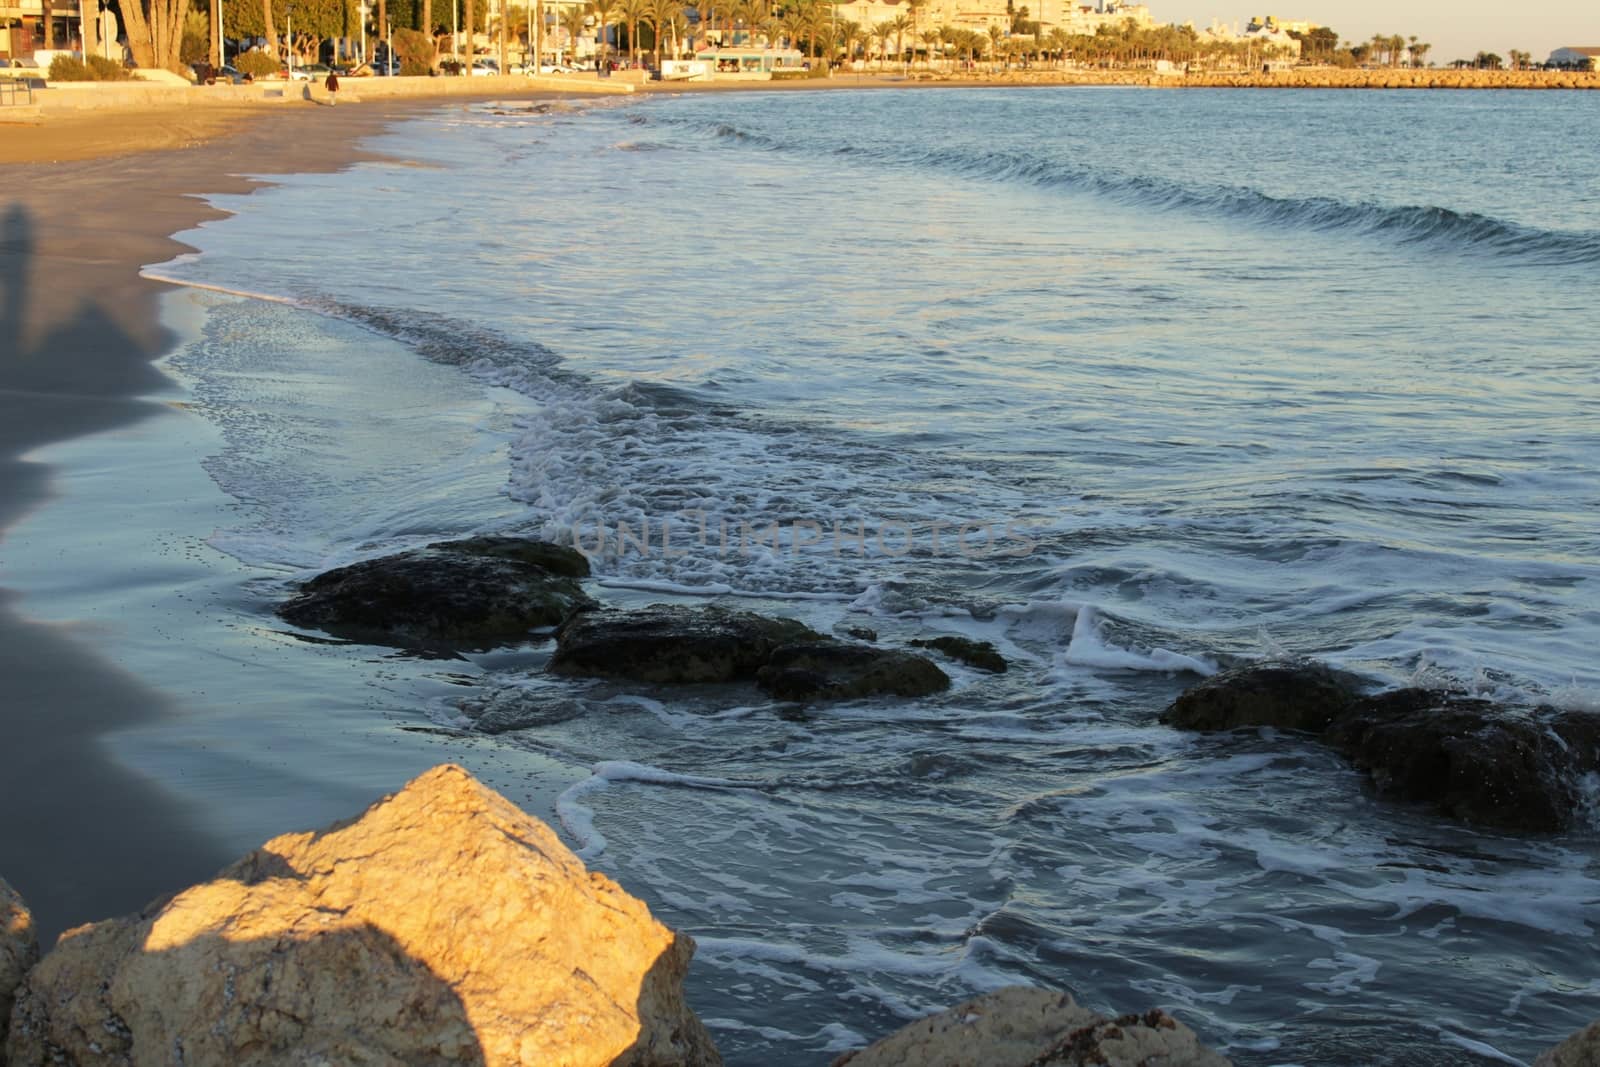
[0,100,441,939]
[3,82,1598,1064]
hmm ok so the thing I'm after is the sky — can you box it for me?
[1158,0,1597,64]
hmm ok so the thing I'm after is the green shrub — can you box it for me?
[47,54,133,81]
[87,55,130,79]
[235,50,281,77]
[394,28,435,75]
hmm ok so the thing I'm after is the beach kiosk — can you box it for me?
[692,46,806,79]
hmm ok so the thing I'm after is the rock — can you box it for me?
[843,626,878,642]
[756,642,950,702]
[1,877,39,1057]
[550,605,820,684]
[279,537,595,647]
[831,986,1231,1067]
[459,690,589,734]
[1159,660,1362,733]
[5,765,720,1067]
[1535,1021,1600,1066]
[910,636,1008,673]
[1322,689,1600,833]
[432,535,592,577]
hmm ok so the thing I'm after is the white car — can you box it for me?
[537,63,579,74]
[470,59,499,76]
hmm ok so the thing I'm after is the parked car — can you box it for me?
[470,59,499,76]
[288,61,333,81]
[0,57,44,83]
[191,61,248,84]
[537,63,579,74]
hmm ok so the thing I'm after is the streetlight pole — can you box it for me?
[387,18,393,73]
[452,0,458,67]
[286,5,294,76]
[358,0,368,62]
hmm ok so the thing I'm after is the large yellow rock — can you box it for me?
[1,876,39,1059]
[5,765,721,1067]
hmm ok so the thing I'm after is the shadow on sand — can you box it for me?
[0,201,231,944]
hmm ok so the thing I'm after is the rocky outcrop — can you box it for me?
[549,605,949,703]
[832,987,1231,1067]
[1159,659,1361,733]
[757,642,950,701]
[1535,1021,1600,1066]
[910,636,1008,673]
[1,877,39,1058]
[279,536,595,647]
[551,605,821,684]
[1162,665,1600,832]
[5,765,720,1067]
[1323,689,1600,833]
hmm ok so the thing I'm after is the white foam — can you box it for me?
[1062,605,1217,676]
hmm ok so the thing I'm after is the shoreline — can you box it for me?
[0,100,448,940]
[5,64,1596,162]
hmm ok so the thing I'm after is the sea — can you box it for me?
[27,86,1600,1064]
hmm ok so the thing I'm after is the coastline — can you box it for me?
[0,100,444,940]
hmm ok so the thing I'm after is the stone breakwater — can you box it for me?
[907,68,1600,90]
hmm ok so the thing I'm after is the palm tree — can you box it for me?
[1410,40,1430,67]
[592,0,619,65]
[903,0,926,66]
[870,19,893,67]
[919,27,939,69]
[732,0,764,43]
[618,0,649,61]
[986,23,1003,70]
[559,3,587,64]
[834,17,861,64]
[645,0,680,62]
[887,12,909,68]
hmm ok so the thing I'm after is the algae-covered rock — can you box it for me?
[756,641,950,702]
[1,876,39,1057]
[550,605,821,684]
[279,537,595,648]
[832,986,1231,1067]
[1160,659,1361,733]
[910,636,1008,673]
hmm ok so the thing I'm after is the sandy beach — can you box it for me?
[0,99,448,940]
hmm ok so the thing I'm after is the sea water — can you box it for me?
[139,87,1600,1064]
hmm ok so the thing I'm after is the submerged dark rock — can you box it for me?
[910,636,1008,673]
[429,535,591,578]
[757,642,950,702]
[1536,1020,1600,1067]
[549,605,821,684]
[832,986,1231,1067]
[1323,689,1600,833]
[279,538,594,647]
[1159,660,1362,733]
[1162,664,1600,832]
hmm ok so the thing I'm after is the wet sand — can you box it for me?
[0,101,439,940]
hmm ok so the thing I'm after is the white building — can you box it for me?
[1547,46,1599,70]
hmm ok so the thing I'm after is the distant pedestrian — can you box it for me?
[325,70,340,105]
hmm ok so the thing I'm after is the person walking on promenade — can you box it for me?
[325,70,340,105]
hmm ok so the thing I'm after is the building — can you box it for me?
[1547,46,1599,70]
[1,0,83,58]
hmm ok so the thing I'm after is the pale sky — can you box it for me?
[1159,0,1597,64]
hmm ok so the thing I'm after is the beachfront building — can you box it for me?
[1195,14,1304,59]
[0,0,81,58]
[1547,46,1599,70]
